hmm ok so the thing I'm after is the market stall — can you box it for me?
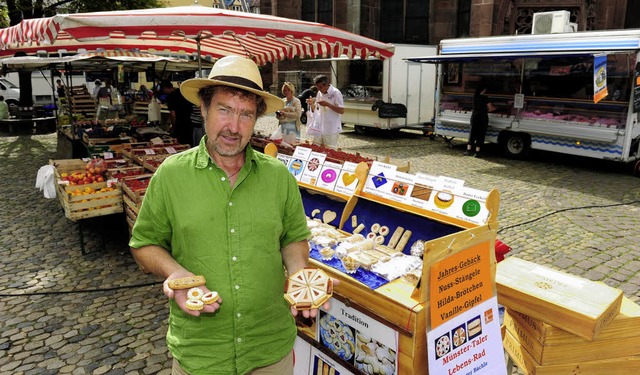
[263,142,507,375]
[0,5,395,65]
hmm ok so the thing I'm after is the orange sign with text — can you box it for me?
[430,244,493,328]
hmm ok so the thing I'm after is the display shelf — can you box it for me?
[264,141,501,374]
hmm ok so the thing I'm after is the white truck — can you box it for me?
[328,44,437,134]
[408,26,640,172]
[2,71,89,105]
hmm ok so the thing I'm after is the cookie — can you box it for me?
[185,299,204,311]
[168,275,206,290]
[187,287,204,300]
[201,291,220,304]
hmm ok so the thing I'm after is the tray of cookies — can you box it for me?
[284,267,333,310]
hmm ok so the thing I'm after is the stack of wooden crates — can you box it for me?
[496,257,640,375]
[70,85,95,119]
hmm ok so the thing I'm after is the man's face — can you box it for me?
[315,81,329,94]
[204,90,258,158]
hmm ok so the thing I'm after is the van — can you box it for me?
[0,77,21,106]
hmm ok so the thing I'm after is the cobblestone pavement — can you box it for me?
[1,117,639,374]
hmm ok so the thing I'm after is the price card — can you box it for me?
[363,161,397,197]
[107,126,114,131]
[276,153,293,168]
[150,137,164,145]
[144,149,156,155]
[58,180,70,186]
[451,187,490,225]
[300,152,326,185]
[427,176,466,215]
[315,161,342,191]
[292,146,313,160]
[288,158,306,181]
[103,152,114,160]
[334,161,360,196]
[107,178,119,187]
[165,147,177,154]
[409,173,439,210]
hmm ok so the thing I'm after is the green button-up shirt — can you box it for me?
[129,138,310,374]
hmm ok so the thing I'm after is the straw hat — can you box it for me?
[281,82,296,96]
[181,55,284,114]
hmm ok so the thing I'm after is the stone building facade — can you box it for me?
[261,0,639,45]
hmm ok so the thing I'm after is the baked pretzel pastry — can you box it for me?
[284,267,333,310]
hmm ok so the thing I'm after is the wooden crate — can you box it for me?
[507,296,640,345]
[50,159,87,176]
[496,257,622,341]
[503,328,640,375]
[123,194,141,216]
[142,154,172,172]
[57,182,123,221]
[504,308,640,365]
[106,166,146,181]
[121,142,153,158]
[120,174,153,203]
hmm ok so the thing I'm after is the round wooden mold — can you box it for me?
[284,267,333,310]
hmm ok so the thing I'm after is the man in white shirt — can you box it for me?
[310,75,344,148]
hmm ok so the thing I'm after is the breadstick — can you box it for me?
[353,223,365,234]
[395,230,413,252]
[168,275,206,290]
[351,215,358,228]
[388,227,404,248]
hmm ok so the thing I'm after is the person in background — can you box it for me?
[276,82,302,142]
[0,96,9,120]
[92,80,102,100]
[129,55,334,375]
[298,85,318,115]
[190,103,205,147]
[160,80,193,145]
[56,79,66,99]
[464,85,494,158]
[139,85,152,101]
[309,74,344,148]
[97,79,114,106]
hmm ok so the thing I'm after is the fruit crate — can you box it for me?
[104,158,132,170]
[50,159,87,178]
[121,174,153,204]
[121,142,153,159]
[106,166,146,181]
[56,182,123,221]
[123,194,141,216]
[129,145,190,165]
[142,154,172,172]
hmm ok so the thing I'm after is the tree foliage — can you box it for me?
[4,0,166,26]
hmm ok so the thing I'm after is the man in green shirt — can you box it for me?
[130,55,330,374]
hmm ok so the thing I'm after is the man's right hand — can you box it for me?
[164,271,222,317]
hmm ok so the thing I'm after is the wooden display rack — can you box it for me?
[265,143,500,374]
[70,85,96,119]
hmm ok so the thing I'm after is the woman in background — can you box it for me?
[276,82,302,142]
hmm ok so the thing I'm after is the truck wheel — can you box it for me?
[634,160,640,177]
[354,125,367,135]
[501,132,530,158]
[6,99,18,107]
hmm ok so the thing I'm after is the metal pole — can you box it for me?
[197,34,202,78]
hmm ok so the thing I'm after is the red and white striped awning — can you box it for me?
[0,5,395,64]
[0,50,208,72]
